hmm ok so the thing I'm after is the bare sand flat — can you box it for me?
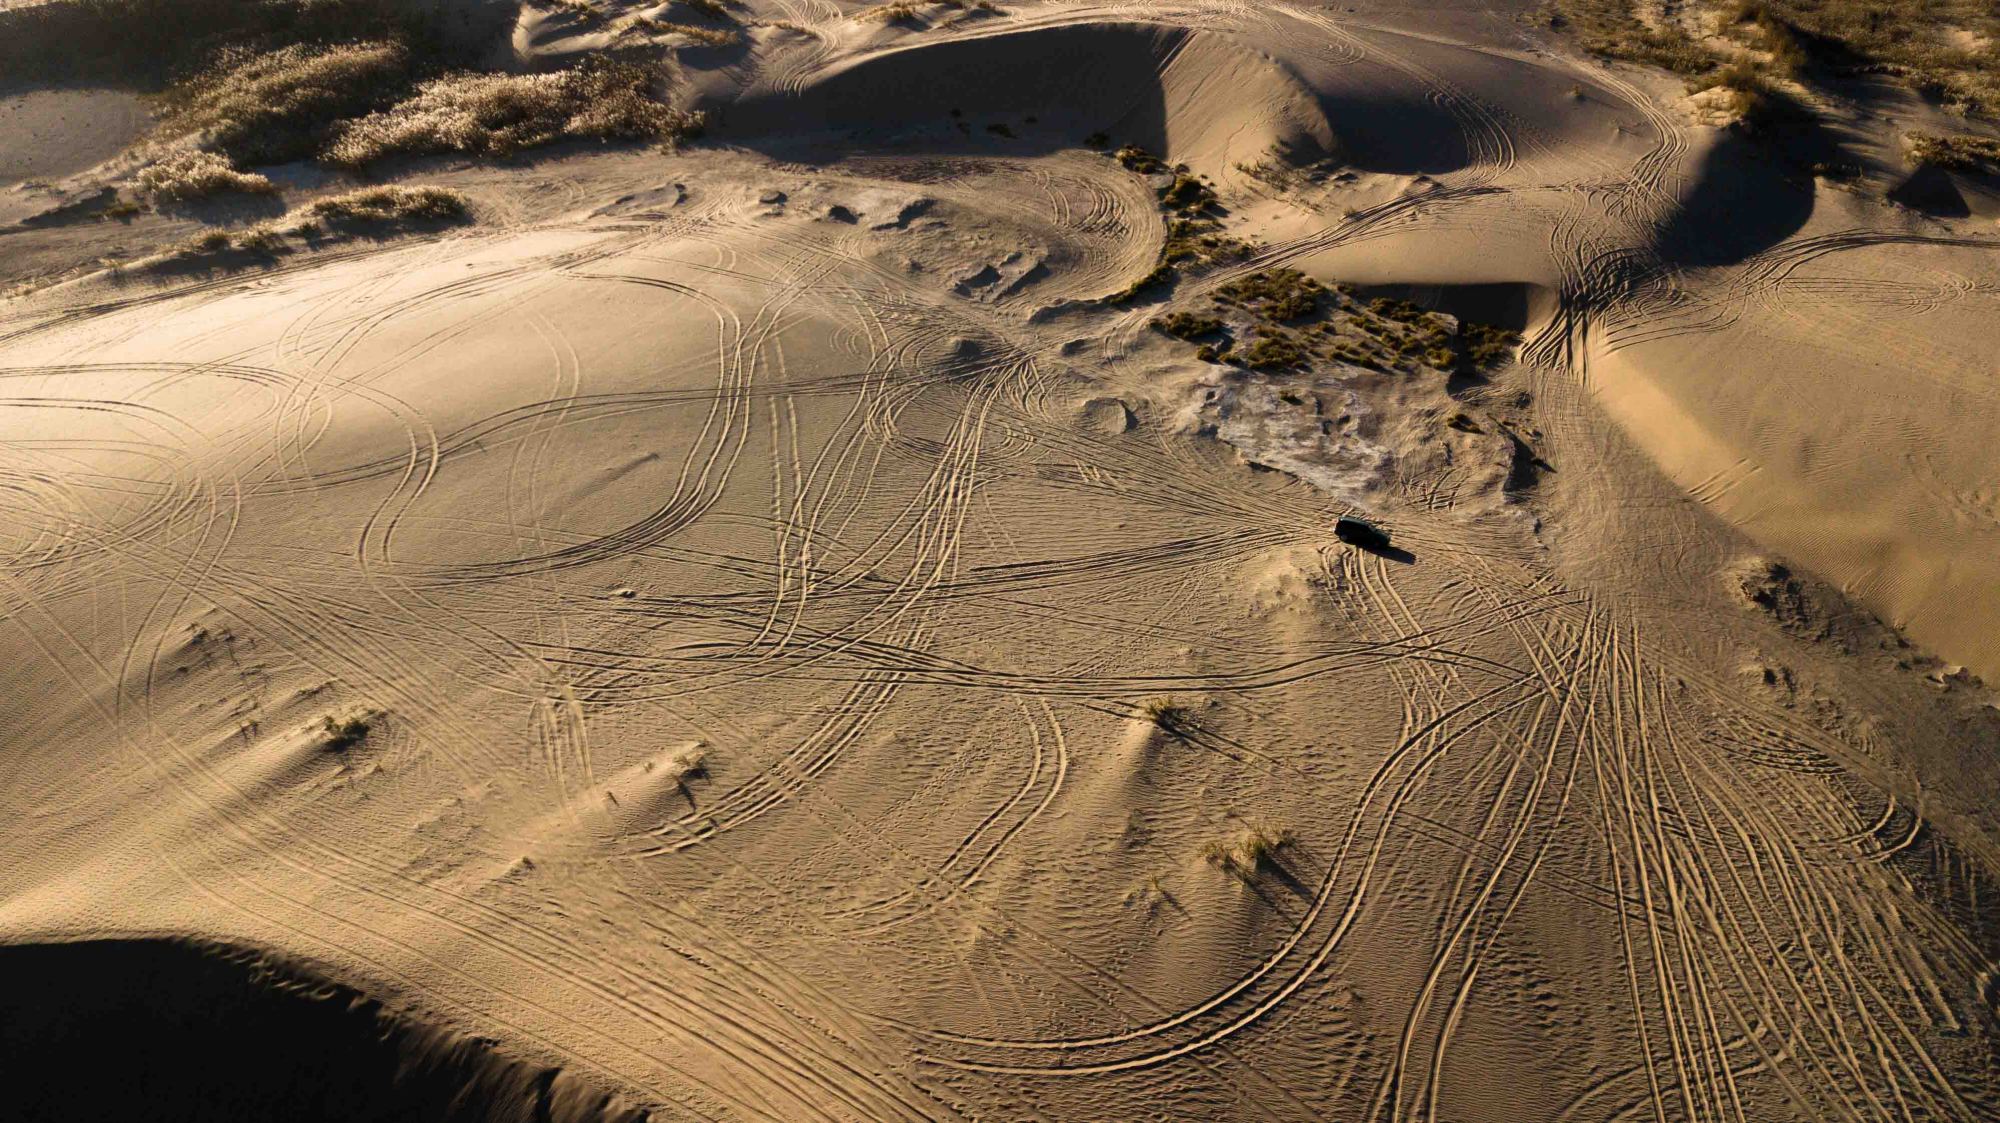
[2,1,1999,1120]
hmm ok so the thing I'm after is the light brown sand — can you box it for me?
[2,2,1999,1120]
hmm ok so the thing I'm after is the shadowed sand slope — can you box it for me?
[727,19,1335,179]
[1,1,1999,1121]
[0,940,648,1123]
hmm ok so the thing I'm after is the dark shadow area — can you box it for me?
[0,939,648,1123]
[1888,164,1971,218]
[0,0,515,94]
[1281,54,1474,175]
[1653,128,1817,267]
[1343,280,1553,334]
[1503,429,1554,492]
[719,21,1180,159]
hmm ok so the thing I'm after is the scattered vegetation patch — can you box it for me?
[321,714,371,752]
[1461,321,1523,368]
[327,59,704,167]
[154,185,469,272]
[1114,145,1167,174]
[136,150,277,202]
[1216,269,1326,321]
[859,1,928,23]
[1103,145,1253,305]
[1241,326,1309,371]
[1152,312,1224,340]
[1907,131,2000,172]
[1548,0,2000,118]
[1105,262,1176,305]
[1149,270,1522,380]
[1203,824,1292,879]
[307,185,470,226]
[158,41,417,167]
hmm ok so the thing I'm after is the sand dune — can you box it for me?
[3,1,1999,1120]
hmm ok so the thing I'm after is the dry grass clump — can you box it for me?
[158,185,469,272]
[322,714,371,752]
[307,185,470,225]
[1152,312,1223,340]
[1203,824,1292,879]
[160,41,415,166]
[621,16,742,45]
[1907,131,2000,172]
[859,1,929,23]
[327,59,705,167]
[1727,0,2000,114]
[1544,0,1717,76]
[1139,697,1196,737]
[136,150,277,201]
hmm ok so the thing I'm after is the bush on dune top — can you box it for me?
[136,149,278,201]
[162,40,418,166]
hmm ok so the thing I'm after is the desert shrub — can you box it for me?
[136,149,277,201]
[663,743,708,792]
[322,715,370,751]
[1160,172,1215,211]
[188,229,236,253]
[859,1,927,23]
[1153,312,1224,339]
[683,0,736,18]
[308,185,470,225]
[1461,321,1521,367]
[1139,698,1194,737]
[1105,262,1175,305]
[327,59,705,166]
[1114,145,1168,174]
[1203,824,1291,878]
[160,41,416,166]
[1242,327,1307,370]
[1907,131,2000,172]
[1218,270,1326,321]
